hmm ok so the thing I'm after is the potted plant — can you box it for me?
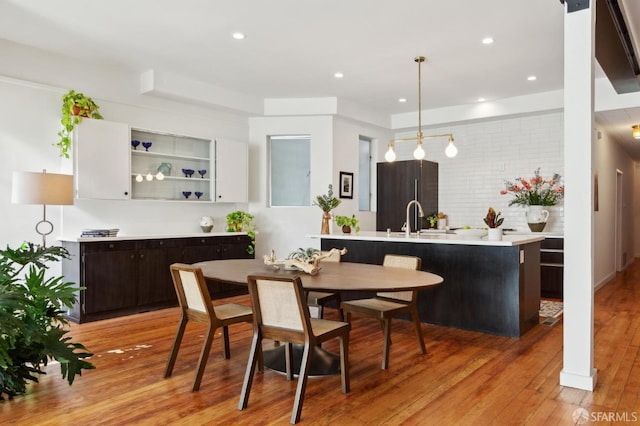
[483,207,504,240]
[313,184,341,234]
[226,211,256,254]
[0,243,95,399]
[425,214,438,229]
[335,214,360,234]
[57,89,103,158]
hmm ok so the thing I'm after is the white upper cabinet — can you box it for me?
[73,118,130,200]
[215,139,248,203]
[72,120,247,203]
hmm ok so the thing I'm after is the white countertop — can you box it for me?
[58,232,247,243]
[308,231,544,246]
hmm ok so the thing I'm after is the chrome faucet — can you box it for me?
[405,199,425,237]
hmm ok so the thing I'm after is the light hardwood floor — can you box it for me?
[2,261,639,425]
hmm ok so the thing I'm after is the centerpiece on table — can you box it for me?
[501,168,564,232]
[313,184,341,234]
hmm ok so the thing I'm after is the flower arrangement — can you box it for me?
[501,168,564,206]
[483,207,504,228]
[313,184,341,212]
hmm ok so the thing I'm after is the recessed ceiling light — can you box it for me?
[477,98,486,102]
[232,32,245,40]
[398,98,407,103]
[334,72,344,78]
[482,37,494,45]
[527,75,537,81]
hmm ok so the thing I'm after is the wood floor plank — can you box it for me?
[3,263,640,424]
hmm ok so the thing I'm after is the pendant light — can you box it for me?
[385,56,456,162]
[633,124,640,139]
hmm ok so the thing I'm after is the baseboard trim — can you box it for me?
[560,368,598,391]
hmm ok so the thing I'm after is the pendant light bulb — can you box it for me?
[385,143,396,162]
[413,143,425,160]
[445,137,458,158]
[146,173,153,181]
[633,124,640,139]
[135,174,143,183]
[155,171,165,181]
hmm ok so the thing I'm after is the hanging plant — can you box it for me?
[56,89,103,158]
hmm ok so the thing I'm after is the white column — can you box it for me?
[560,3,597,390]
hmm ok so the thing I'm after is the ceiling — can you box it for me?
[1,0,640,156]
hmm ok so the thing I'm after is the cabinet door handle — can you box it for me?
[218,195,222,199]
[139,253,145,259]
[124,191,129,196]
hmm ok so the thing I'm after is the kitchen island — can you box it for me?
[310,231,543,337]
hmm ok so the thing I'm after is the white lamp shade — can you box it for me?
[12,171,74,205]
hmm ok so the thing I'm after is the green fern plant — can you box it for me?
[0,243,94,400]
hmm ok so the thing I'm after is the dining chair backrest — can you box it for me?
[249,274,310,338]
[376,254,422,302]
[171,264,215,321]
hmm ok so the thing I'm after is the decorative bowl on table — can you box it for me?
[454,228,488,239]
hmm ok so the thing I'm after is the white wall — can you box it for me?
[392,112,565,231]
[592,126,635,287]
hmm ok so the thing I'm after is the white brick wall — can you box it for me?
[392,111,564,232]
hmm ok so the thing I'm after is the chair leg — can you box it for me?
[411,307,427,354]
[336,293,344,321]
[164,316,188,378]
[192,324,216,391]
[285,342,294,381]
[238,332,262,411]
[291,343,313,424]
[222,325,231,359]
[381,318,391,370]
[339,334,350,393]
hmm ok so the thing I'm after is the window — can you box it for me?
[359,137,372,211]
[269,135,311,206]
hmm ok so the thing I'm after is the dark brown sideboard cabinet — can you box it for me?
[62,235,253,323]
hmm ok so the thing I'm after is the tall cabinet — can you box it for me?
[376,160,438,232]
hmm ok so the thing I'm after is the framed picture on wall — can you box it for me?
[339,171,354,199]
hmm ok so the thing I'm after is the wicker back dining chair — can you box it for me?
[340,254,425,370]
[164,263,253,391]
[239,274,350,424]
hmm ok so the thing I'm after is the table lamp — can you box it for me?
[11,170,74,247]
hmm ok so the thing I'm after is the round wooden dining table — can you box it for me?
[194,258,444,376]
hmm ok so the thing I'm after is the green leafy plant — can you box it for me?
[57,89,103,158]
[426,214,438,228]
[287,247,321,262]
[0,243,95,400]
[335,214,360,233]
[313,184,341,213]
[483,207,504,228]
[226,211,256,254]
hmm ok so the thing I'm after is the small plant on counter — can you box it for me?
[57,89,103,158]
[426,214,438,229]
[226,211,256,254]
[0,243,95,400]
[483,207,504,228]
[335,214,360,234]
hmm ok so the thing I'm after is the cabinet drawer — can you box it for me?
[541,250,563,264]
[142,239,178,249]
[541,238,563,250]
[82,241,136,252]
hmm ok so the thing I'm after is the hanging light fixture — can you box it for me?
[385,56,456,162]
[633,124,640,139]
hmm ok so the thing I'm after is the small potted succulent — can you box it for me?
[483,207,504,240]
[335,214,360,234]
[57,89,103,158]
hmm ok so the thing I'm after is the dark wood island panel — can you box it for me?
[320,237,541,337]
